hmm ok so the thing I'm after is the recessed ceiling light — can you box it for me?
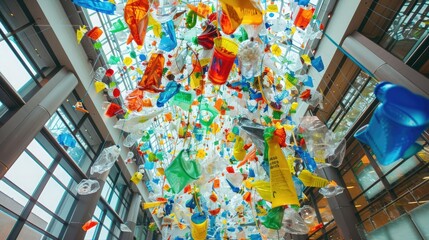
[346,186,355,189]
[355,205,362,208]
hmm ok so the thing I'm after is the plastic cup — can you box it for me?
[355,82,429,165]
[208,37,239,85]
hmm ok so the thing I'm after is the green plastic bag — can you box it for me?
[262,206,285,230]
[165,150,201,193]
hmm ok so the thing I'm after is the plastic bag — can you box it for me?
[238,117,265,152]
[237,39,263,79]
[57,133,77,148]
[151,0,177,23]
[157,81,181,107]
[299,205,316,224]
[159,20,177,52]
[165,150,201,193]
[283,207,309,234]
[319,181,345,198]
[76,179,100,195]
[262,206,284,230]
[72,0,116,15]
[90,145,121,175]
[138,53,165,92]
[264,127,299,207]
[124,0,149,46]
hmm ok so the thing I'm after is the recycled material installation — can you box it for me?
[67,0,428,239]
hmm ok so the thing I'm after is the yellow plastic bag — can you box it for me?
[264,127,299,207]
[251,180,272,201]
[233,136,246,161]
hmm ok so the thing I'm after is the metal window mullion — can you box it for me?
[7,154,60,239]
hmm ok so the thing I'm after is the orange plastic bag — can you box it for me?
[124,0,150,45]
[126,88,144,112]
[219,0,263,34]
[82,220,98,231]
[138,53,165,92]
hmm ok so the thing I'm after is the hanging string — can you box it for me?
[80,52,103,103]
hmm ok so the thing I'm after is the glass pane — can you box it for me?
[45,112,74,136]
[80,118,103,154]
[0,208,17,238]
[4,151,45,195]
[0,38,36,93]
[53,164,73,188]
[17,223,55,240]
[0,20,7,34]
[85,224,97,240]
[37,178,67,216]
[357,165,385,200]
[99,226,110,240]
[29,205,64,238]
[379,156,420,184]
[0,100,8,119]
[103,215,113,229]
[109,193,120,211]
[0,181,28,215]
[94,206,103,220]
[27,139,54,169]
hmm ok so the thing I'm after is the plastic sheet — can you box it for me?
[283,207,309,234]
[72,0,115,15]
[165,150,201,193]
[90,145,121,175]
[57,133,77,148]
[76,179,100,195]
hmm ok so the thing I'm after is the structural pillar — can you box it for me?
[63,170,110,240]
[317,167,362,240]
[120,193,142,240]
[0,68,78,178]
[342,31,429,97]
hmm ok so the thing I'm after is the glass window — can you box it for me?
[27,139,54,169]
[29,204,63,238]
[0,37,37,94]
[0,100,8,119]
[0,181,28,215]
[379,156,420,184]
[0,208,18,238]
[4,151,45,195]
[356,164,385,199]
[37,178,70,218]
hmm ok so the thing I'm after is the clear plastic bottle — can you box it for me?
[123,129,144,147]
[94,67,106,81]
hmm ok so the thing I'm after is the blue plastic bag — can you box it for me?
[72,0,116,15]
[159,20,177,52]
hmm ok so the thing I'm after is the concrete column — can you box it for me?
[0,68,78,178]
[342,31,429,97]
[317,167,362,240]
[120,193,142,240]
[63,171,110,240]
